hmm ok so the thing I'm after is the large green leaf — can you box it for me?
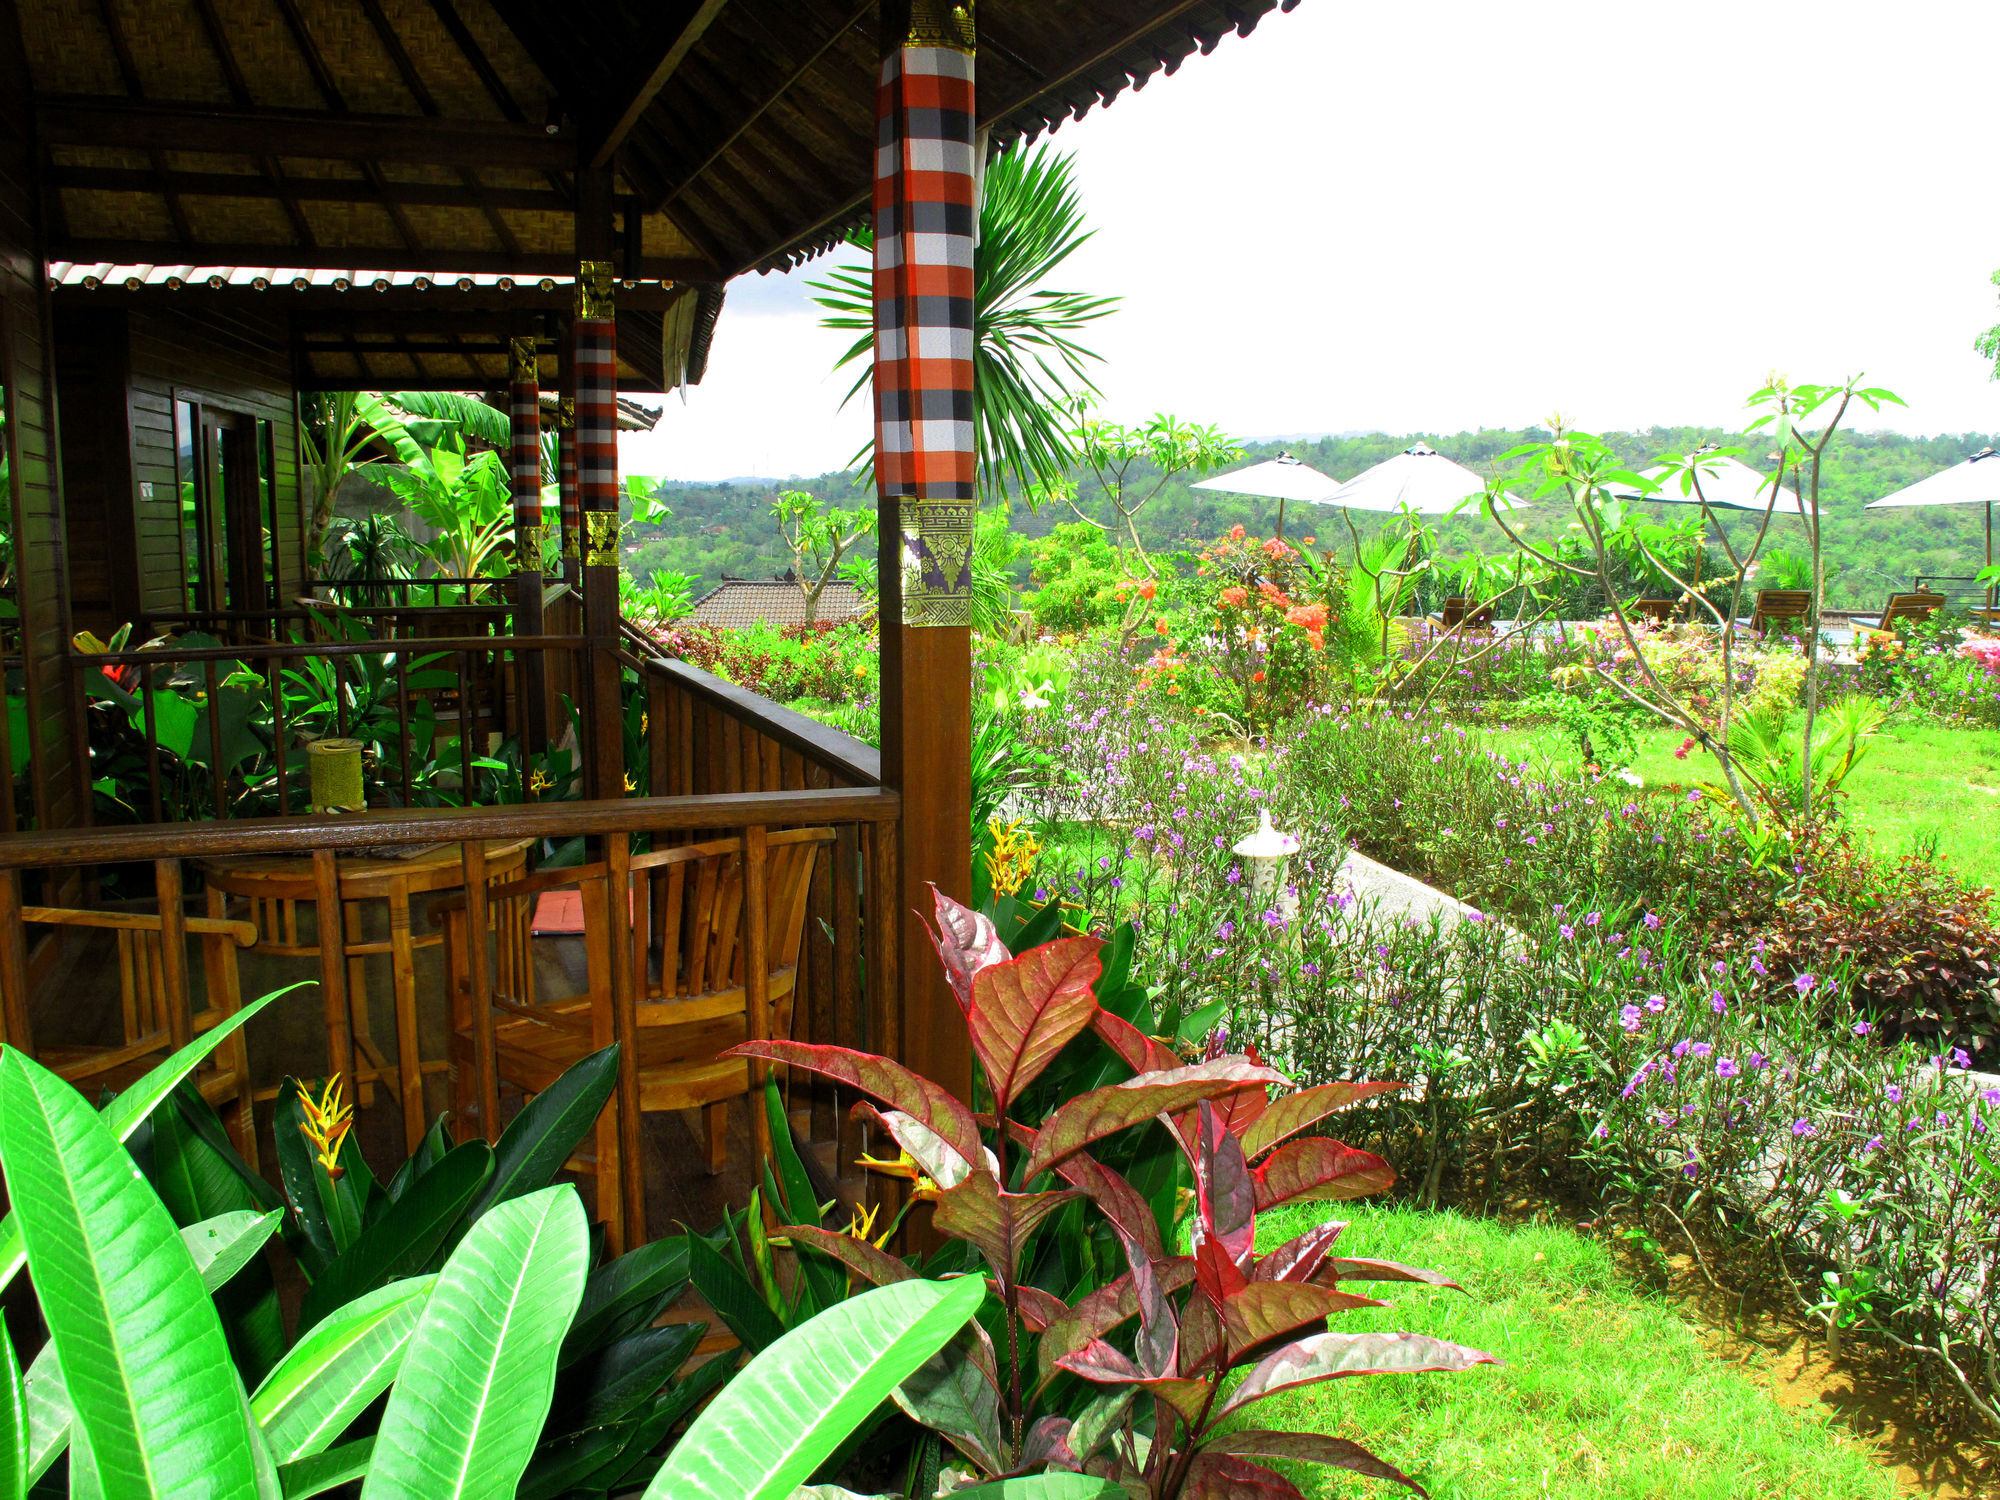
[252,1276,435,1463]
[641,1276,988,1500]
[685,1222,787,1353]
[0,985,290,1295]
[277,1437,375,1500]
[553,1321,703,1431]
[298,1140,492,1333]
[0,1324,23,1500]
[560,1235,690,1366]
[360,1186,588,1500]
[952,1478,1121,1500]
[0,1051,258,1496]
[467,1044,619,1222]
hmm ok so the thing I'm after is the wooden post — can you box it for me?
[576,157,625,804]
[605,831,645,1247]
[461,839,498,1143]
[871,0,977,1112]
[0,869,32,1051]
[509,334,549,753]
[154,858,191,1049]
[311,850,353,1085]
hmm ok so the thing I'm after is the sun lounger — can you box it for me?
[1433,596,1495,633]
[1860,591,1947,630]
[1746,589,1813,637]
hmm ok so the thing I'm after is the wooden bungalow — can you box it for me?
[0,0,1297,1244]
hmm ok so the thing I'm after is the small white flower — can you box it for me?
[1614,768,1644,788]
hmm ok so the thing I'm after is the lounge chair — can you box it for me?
[1632,598,1678,625]
[1860,591,1946,630]
[1433,596,1495,633]
[1747,589,1813,637]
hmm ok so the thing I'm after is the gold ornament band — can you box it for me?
[556,396,575,430]
[509,335,538,382]
[899,496,973,627]
[903,0,974,52]
[561,524,579,559]
[584,512,621,566]
[576,259,616,321]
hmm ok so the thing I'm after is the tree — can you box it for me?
[810,143,1118,504]
[774,489,876,626]
[1064,409,1241,577]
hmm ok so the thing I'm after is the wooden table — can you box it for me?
[201,838,531,1153]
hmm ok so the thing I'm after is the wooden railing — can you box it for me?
[0,786,902,1244]
[68,632,587,823]
[142,601,514,646]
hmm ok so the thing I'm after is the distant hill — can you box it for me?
[622,427,2000,609]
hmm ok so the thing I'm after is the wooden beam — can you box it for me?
[650,0,872,213]
[36,97,577,170]
[48,240,721,280]
[46,166,619,216]
[589,0,734,173]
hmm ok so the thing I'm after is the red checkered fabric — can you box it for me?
[574,313,618,559]
[508,341,542,571]
[872,42,976,505]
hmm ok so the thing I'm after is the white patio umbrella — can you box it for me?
[1606,452,1819,517]
[1328,442,1526,515]
[1864,446,2000,611]
[1190,452,1344,541]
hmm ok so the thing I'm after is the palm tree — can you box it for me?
[810,143,1117,505]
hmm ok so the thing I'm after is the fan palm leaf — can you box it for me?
[810,143,1117,503]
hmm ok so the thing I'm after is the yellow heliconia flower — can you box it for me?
[528,768,554,795]
[855,1148,941,1201]
[842,1201,896,1249]
[984,818,1040,899]
[298,1075,353,1180]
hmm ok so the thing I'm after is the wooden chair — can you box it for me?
[20,904,260,1167]
[1632,597,1679,625]
[1867,590,1946,630]
[1433,596,1494,633]
[435,827,832,1248]
[1749,589,1813,636]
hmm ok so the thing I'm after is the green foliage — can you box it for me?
[377,434,515,585]
[773,489,877,627]
[1065,410,1241,574]
[1026,522,1126,633]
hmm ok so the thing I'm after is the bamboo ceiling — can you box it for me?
[15,0,1298,280]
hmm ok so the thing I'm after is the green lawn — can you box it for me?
[1246,1204,1897,1500]
[1481,717,2000,887]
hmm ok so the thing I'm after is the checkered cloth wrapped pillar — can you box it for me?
[874,3,976,627]
[508,336,542,574]
[574,262,619,569]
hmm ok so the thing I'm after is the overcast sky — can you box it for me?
[623,0,2000,482]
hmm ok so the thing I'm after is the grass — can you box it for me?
[1481,717,2000,887]
[1246,1202,1898,1500]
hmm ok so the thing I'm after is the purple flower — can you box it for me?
[1690,1042,1713,1060]
[1646,993,1666,1014]
[1749,1051,1768,1069]
[1218,920,1236,941]
[1716,1058,1740,1079]
[1559,924,1575,940]
[1886,1085,1903,1104]
[1791,1118,1815,1138]
[1862,1135,1883,1153]
[1134,824,1155,842]
[1952,1048,1973,1069]
[1619,1005,1642,1033]
[1853,1020,1872,1037]
[1226,866,1242,886]
[1710,991,1727,1014]
[1585,911,1601,928]
[1643,911,1661,929]
[1982,1088,2000,1108]
[1261,908,1285,929]
[1794,972,1817,995]
[1671,1039,1693,1059]
[1592,1121,1609,1139]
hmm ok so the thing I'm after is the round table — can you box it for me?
[201,839,532,1153]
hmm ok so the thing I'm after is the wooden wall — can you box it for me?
[53,307,138,635]
[126,303,304,616]
[0,79,78,832]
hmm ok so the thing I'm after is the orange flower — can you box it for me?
[1228,524,1246,541]
[1303,535,1316,545]
[1258,581,1291,609]
[1285,601,1328,632]
[1154,618,1170,635]
[1262,537,1294,560]
[1252,670,1266,683]
[1139,580,1157,601]
[1220,586,1248,608]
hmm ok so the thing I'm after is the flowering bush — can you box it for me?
[1194,527,1335,728]
[1852,615,2000,728]
[649,618,878,704]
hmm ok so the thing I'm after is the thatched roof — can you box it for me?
[46,261,725,391]
[17,0,1298,281]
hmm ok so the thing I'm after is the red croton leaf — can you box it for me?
[1238,1081,1405,1160]
[780,1224,915,1287]
[1182,1453,1308,1500]
[1052,1340,1212,1427]
[724,1040,984,1168]
[924,885,1011,1012]
[851,1101,985,1188]
[1193,1103,1256,1269]
[1005,1282,1070,1333]
[1036,1260,1197,1384]
[1024,1059,1287,1180]
[1250,1137,1396,1211]
[1221,1330,1501,1417]
[968,934,1104,1112]
[1049,1149,1165,1261]
[1017,1416,1077,1471]
[1250,1219,1348,1284]
[930,1170,1079,1283]
[1314,1257,1466,1293]
[1202,1432,1427,1497]
[1092,1009,1185,1075]
[1193,1232,1249,1309]
[1221,1281,1385,1363]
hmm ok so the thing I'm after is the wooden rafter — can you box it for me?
[588,0,733,173]
[36,99,577,172]
[48,240,720,280]
[650,0,872,213]
[89,0,193,246]
[184,0,317,246]
[46,168,629,217]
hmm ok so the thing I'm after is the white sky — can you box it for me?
[624,0,2000,482]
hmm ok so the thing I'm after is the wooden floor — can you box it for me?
[27,897,855,1243]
